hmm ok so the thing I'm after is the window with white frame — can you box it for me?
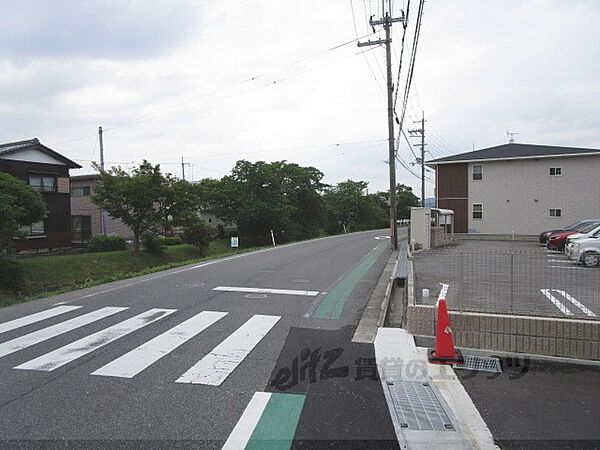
[472,164,483,181]
[549,167,562,176]
[549,208,562,218]
[472,203,483,219]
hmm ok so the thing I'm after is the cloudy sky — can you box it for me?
[1,0,598,196]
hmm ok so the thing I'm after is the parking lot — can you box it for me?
[412,240,600,320]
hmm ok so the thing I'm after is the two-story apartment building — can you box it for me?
[0,138,81,252]
[70,174,134,243]
[427,143,600,236]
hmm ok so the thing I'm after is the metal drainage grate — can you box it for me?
[386,381,455,431]
[454,355,502,373]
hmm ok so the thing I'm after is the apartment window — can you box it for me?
[29,174,56,192]
[72,216,92,242]
[549,167,562,176]
[472,164,483,181]
[19,221,45,237]
[549,208,562,218]
[71,186,91,197]
[472,203,483,219]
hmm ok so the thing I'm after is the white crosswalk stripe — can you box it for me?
[0,307,127,358]
[0,306,82,335]
[15,308,175,372]
[176,314,280,386]
[91,310,228,378]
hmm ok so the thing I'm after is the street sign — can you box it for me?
[230,237,239,248]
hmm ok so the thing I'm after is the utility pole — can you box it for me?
[409,111,427,206]
[358,2,405,250]
[98,126,106,235]
[98,126,105,171]
[181,157,186,181]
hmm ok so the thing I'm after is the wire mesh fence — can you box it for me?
[412,244,600,320]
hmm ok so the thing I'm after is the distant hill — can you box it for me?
[424,197,436,207]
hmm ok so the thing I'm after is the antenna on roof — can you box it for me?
[507,130,519,143]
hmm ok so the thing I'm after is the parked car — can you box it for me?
[539,219,600,244]
[569,237,600,267]
[565,225,600,257]
[547,220,600,251]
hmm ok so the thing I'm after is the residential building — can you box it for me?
[427,143,600,235]
[70,174,134,242]
[0,138,81,253]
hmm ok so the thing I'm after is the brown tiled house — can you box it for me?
[0,138,81,253]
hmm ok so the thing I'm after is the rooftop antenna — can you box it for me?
[507,130,519,143]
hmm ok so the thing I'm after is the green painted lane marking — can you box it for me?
[245,393,306,450]
[312,244,388,320]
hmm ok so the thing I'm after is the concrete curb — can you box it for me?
[375,328,499,449]
[352,249,398,343]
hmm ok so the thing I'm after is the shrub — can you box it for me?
[182,218,214,255]
[88,235,127,252]
[0,258,24,291]
[160,236,183,246]
[141,232,164,255]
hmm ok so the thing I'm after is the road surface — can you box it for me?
[0,229,405,449]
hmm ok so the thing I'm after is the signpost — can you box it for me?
[230,237,239,248]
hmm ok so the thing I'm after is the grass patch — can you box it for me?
[0,240,258,308]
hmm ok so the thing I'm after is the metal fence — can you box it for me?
[412,246,600,320]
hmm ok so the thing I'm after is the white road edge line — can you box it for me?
[540,289,573,316]
[222,392,271,450]
[0,307,127,358]
[15,308,176,372]
[176,314,280,386]
[91,311,228,378]
[552,290,596,317]
[0,306,82,335]
[213,286,319,297]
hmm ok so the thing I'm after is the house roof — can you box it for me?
[70,174,99,181]
[0,138,81,169]
[427,143,600,166]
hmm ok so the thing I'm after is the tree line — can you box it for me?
[95,159,419,248]
[1,159,420,256]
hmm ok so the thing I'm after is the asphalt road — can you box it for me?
[0,229,403,449]
[456,359,600,449]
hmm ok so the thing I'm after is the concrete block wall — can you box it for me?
[406,304,600,361]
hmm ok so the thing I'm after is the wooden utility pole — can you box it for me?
[98,126,106,234]
[98,126,105,171]
[181,157,186,181]
[358,3,405,250]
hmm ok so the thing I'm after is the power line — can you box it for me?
[395,0,424,148]
[51,30,378,147]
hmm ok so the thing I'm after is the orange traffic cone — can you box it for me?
[428,299,464,364]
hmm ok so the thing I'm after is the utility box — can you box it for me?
[410,207,431,250]
[410,207,455,250]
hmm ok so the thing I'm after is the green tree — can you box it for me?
[396,184,420,219]
[205,160,326,245]
[93,161,211,252]
[0,172,45,257]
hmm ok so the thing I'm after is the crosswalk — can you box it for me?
[0,306,281,386]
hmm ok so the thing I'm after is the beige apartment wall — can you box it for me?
[70,179,134,239]
[467,155,600,235]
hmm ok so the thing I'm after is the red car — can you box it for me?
[548,221,600,250]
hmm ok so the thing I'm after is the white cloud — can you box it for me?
[0,0,598,197]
